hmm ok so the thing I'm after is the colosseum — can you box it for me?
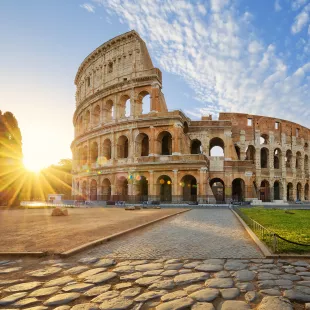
[71,30,309,204]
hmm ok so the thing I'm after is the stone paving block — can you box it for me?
[156,297,194,310]
[192,302,215,310]
[189,288,219,302]
[220,300,250,309]
[257,296,293,310]
[43,292,81,306]
[99,296,133,310]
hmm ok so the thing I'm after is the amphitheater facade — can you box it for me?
[71,30,310,203]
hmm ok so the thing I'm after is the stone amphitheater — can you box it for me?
[71,30,310,204]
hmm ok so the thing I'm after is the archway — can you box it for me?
[157,175,172,202]
[82,146,88,166]
[235,145,241,160]
[305,183,309,201]
[287,182,293,201]
[260,134,269,145]
[274,148,281,169]
[158,131,172,155]
[245,145,255,163]
[119,95,131,118]
[191,139,202,154]
[116,177,128,201]
[101,178,111,201]
[274,181,281,200]
[297,182,302,200]
[183,122,189,134]
[102,139,112,161]
[305,155,309,175]
[136,175,148,201]
[286,150,293,168]
[85,110,90,129]
[90,180,97,201]
[296,152,302,170]
[209,137,224,156]
[93,105,100,125]
[180,175,197,202]
[90,142,98,164]
[210,178,225,203]
[117,135,129,158]
[103,99,114,122]
[260,148,269,168]
[260,180,270,202]
[232,178,245,202]
[135,133,149,157]
[82,181,87,199]
[137,90,151,115]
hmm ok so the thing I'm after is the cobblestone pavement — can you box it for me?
[0,256,309,309]
[79,209,263,259]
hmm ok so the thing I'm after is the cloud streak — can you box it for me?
[94,0,310,126]
[80,3,96,13]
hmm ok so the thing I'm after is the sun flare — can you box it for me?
[23,158,44,173]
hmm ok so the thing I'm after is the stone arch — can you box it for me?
[274,181,282,200]
[117,135,129,158]
[191,139,202,154]
[235,145,241,160]
[232,178,245,202]
[305,155,309,175]
[286,150,293,168]
[209,137,224,156]
[84,110,90,129]
[103,99,114,122]
[305,183,309,201]
[210,178,225,203]
[296,151,302,170]
[102,139,112,161]
[90,142,98,164]
[82,146,88,165]
[245,145,255,163]
[137,90,151,115]
[135,133,149,157]
[180,175,197,202]
[157,175,172,202]
[260,180,270,202]
[101,178,111,201]
[183,121,189,134]
[157,131,173,155]
[90,179,97,201]
[93,104,101,126]
[260,147,269,168]
[274,148,281,169]
[119,95,131,118]
[287,182,293,201]
[116,176,128,200]
[297,182,302,200]
[82,180,87,199]
[135,175,148,201]
[260,134,269,145]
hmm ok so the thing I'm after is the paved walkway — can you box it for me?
[78,209,263,259]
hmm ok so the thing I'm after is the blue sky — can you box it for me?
[0,0,309,169]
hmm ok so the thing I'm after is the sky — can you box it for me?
[0,0,309,170]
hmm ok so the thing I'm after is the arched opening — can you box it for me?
[158,131,172,155]
[274,181,281,200]
[116,176,128,201]
[180,175,197,202]
[183,122,189,134]
[210,178,225,203]
[209,137,224,156]
[287,182,293,201]
[119,95,131,118]
[136,175,148,201]
[260,134,269,145]
[82,146,88,166]
[90,180,97,201]
[157,175,172,202]
[85,110,90,130]
[305,155,309,175]
[232,178,245,202]
[104,100,114,122]
[260,180,270,202]
[245,145,256,163]
[135,133,149,157]
[102,139,112,161]
[286,150,293,168]
[82,181,87,199]
[260,147,269,168]
[305,183,309,201]
[191,139,202,154]
[235,145,241,160]
[296,152,302,170]
[297,182,302,201]
[90,142,98,164]
[137,91,151,115]
[101,178,111,201]
[117,135,129,159]
[93,105,101,126]
[274,148,281,169]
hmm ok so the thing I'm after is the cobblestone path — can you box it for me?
[0,257,309,309]
[80,209,263,259]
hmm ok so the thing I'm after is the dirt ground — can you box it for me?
[0,207,186,254]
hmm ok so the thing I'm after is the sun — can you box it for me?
[23,157,45,173]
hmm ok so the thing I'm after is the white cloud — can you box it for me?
[94,0,310,126]
[292,0,308,10]
[274,0,282,12]
[292,4,310,34]
[80,3,96,13]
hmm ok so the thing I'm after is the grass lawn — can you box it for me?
[240,207,310,254]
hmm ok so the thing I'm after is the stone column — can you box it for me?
[111,131,116,160]
[148,170,154,200]
[149,126,156,156]
[172,170,179,202]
